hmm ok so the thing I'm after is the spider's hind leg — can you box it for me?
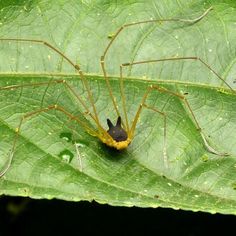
[129,84,229,161]
[141,104,168,167]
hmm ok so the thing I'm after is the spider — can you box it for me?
[0,6,234,177]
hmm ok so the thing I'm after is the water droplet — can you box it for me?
[201,154,209,162]
[75,142,84,148]
[59,149,74,163]
[107,33,115,39]
[60,132,72,142]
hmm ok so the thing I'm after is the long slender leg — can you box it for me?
[142,104,167,167]
[0,38,100,125]
[129,85,229,157]
[120,56,235,141]
[0,104,100,177]
[0,79,107,134]
[75,143,83,172]
[100,7,213,125]
[120,56,235,134]
[120,57,235,93]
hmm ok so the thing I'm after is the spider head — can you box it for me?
[105,117,131,150]
[107,116,128,142]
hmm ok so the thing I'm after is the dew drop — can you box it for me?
[75,142,84,148]
[201,154,209,162]
[107,33,115,39]
[59,149,74,163]
[60,132,72,142]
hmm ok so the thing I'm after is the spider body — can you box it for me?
[105,116,130,150]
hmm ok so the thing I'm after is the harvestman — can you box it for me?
[0,7,235,177]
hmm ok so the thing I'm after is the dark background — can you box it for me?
[0,196,235,236]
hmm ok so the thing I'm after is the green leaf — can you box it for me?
[0,0,236,214]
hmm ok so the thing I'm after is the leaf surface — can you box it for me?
[0,0,236,214]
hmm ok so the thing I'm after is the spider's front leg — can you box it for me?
[99,7,214,130]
